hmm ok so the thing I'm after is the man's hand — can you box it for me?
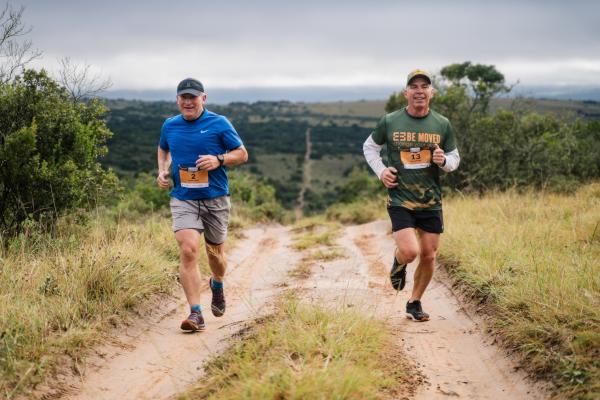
[433,144,445,166]
[196,155,220,171]
[381,167,398,188]
[156,170,171,189]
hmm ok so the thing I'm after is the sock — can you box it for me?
[211,278,224,289]
[191,304,202,313]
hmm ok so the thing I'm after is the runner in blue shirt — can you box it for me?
[157,78,248,332]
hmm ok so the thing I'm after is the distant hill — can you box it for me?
[104,85,600,104]
[102,97,600,210]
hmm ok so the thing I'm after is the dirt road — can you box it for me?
[54,221,546,400]
[57,226,300,400]
[338,221,546,399]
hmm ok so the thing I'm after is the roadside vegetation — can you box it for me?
[180,293,418,400]
[0,212,177,398]
[440,184,600,399]
[0,170,280,398]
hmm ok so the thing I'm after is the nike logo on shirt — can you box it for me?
[201,129,209,133]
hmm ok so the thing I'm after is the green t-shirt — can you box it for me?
[371,108,457,211]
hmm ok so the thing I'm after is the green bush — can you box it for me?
[0,70,118,235]
[229,170,286,222]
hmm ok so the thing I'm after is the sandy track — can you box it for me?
[50,220,548,400]
[59,225,300,400]
[340,220,546,400]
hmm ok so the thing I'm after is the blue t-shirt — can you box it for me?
[158,110,243,200]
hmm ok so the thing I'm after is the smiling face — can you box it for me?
[177,93,207,120]
[404,77,434,115]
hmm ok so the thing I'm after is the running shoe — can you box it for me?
[390,257,407,291]
[210,278,226,317]
[406,300,430,322]
[180,310,206,332]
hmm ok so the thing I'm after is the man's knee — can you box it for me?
[179,241,199,262]
[398,247,419,264]
[420,250,437,265]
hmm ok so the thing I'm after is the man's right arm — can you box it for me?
[363,135,398,188]
[157,146,171,189]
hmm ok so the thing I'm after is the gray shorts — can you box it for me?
[170,196,231,244]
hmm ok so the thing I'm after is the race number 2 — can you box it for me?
[179,166,209,188]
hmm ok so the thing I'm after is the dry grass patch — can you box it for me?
[180,293,418,400]
[0,211,207,398]
[290,217,342,251]
[441,183,600,399]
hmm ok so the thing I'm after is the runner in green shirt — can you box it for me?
[363,69,460,321]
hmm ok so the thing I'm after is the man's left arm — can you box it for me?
[432,121,460,172]
[433,146,460,172]
[195,145,248,171]
[223,145,248,166]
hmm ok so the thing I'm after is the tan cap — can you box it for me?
[406,69,432,86]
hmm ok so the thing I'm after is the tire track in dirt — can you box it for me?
[346,220,547,400]
[57,225,301,400]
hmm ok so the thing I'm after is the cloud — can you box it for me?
[17,0,600,89]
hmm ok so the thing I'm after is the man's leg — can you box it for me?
[175,229,203,307]
[205,241,226,282]
[389,227,420,290]
[205,241,227,317]
[409,230,440,302]
[392,227,420,265]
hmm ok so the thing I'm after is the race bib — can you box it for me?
[400,147,431,169]
[178,165,208,188]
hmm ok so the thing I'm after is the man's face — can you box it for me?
[177,93,206,120]
[404,77,433,109]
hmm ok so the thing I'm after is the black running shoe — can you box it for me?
[390,257,407,291]
[210,278,226,317]
[406,300,430,322]
[180,310,206,332]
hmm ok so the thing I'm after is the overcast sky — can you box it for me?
[13,0,600,92]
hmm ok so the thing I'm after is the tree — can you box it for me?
[0,3,41,83]
[440,61,510,114]
[57,57,112,101]
[0,70,118,235]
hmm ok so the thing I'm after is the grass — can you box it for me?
[303,100,386,119]
[310,154,365,195]
[288,247,347,280]
[440,183,600,399]
[288,217,344,279]
[0,209,216,398]
[325,197,387,225]
[290,216,342,251]
[180,293,416,400]
[308,247,347,262]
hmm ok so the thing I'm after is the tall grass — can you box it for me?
[441,183,600,399]
[325,197,387,225]
[181,293,416,399]
[0,211,181,398]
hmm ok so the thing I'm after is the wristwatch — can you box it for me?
[217,154,225,166]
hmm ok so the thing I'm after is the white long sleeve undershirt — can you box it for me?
[362,134,460,178]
